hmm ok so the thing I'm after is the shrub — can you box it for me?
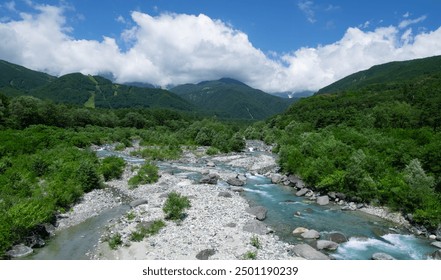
[100,156,126,181]
[108,233,122,250]
[162,192,191,221]
[128,163,159,188]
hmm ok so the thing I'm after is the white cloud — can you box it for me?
[116,15,126,24]
[298,0,316,23]
[0,3,441,94]
[399,15,427,29]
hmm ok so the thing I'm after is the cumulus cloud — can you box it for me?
[0,3,441,94]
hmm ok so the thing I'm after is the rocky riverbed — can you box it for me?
[31,140,439,260]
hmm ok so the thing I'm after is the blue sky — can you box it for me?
[1,0,441,93]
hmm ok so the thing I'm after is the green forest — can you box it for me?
[1,55,441,257]
[0,93,247,256]
[246,68,441,229]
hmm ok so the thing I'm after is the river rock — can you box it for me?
[6,244,33,258]
[25,235,46,248]
[243,220,269,235]
[316,195,330,206]
[271,174,282,184]
[226,177,245,187]
[218,192,232,198]
[246,206,268,221]
[431,241,441,249]
[372,252,395,260]
[288,175,305,189]
[200,173,219,184]
[237,174,247,182]
[129,199,148,208]
[328,192,336,200]
[230,187,244,192]
[429,234,437,240]
[296,188,309,197]
[328,232,348,244]
[291,244,330,260]
[206,161,216,167]
[301,229,320,239]
[293,227,309,234]
[316,240,339,251]
[196,249,216,260]
[335,192,347,200]
[431,250,441,260]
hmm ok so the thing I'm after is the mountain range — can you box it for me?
[0,60,292,120]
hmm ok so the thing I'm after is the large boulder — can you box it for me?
[296,188,309,197]
[291,244,330,260]
[292,227,309,235]
[218,192,232,198]
[230,187,244,192]
[328,232,348,244]
[226,177,245,187]
[436,225,441,241]
[271,174,282,184]
[25,235,46,248]
[372,252,395,260]
[316,240,339,251]
[246,206,268,221]
[196,249,216,260]
[243,220,270,235]
[316,195,330,206]
[200,173,219,185]
[431,250,441,260]
[301,229,320,239]
[288,175,305,189]
[6,244,33,258]
[431,241,441,249]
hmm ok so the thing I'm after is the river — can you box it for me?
[26,144,437,260]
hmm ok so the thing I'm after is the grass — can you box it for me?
[128,162,159,188]
[243,251,257,260]
[130,220,166,242]
[250,235,261,249]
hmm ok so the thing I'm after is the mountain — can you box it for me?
[0,60,195,111]
[0,60,55,95]
[170,78,294,120]
[317,55,441,95]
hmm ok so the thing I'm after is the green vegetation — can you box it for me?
[162,192,191,221]
[251,56,441,229]
[107,233,123,250]
[250,235,261,249]
[243,251,257,260]
[129,220,166,242]
[128,163,159,188]
[99,156,126,181]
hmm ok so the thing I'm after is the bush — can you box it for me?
[162,192,191,221]
[100,156,126,181]
[243,251,257,260]
[128,163,159,187]
[108,233,122,250]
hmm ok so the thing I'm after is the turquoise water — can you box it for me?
[241,173,436,260]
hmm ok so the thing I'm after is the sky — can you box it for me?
[1,0,441,94]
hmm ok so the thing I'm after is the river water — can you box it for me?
[26,147,437,260]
